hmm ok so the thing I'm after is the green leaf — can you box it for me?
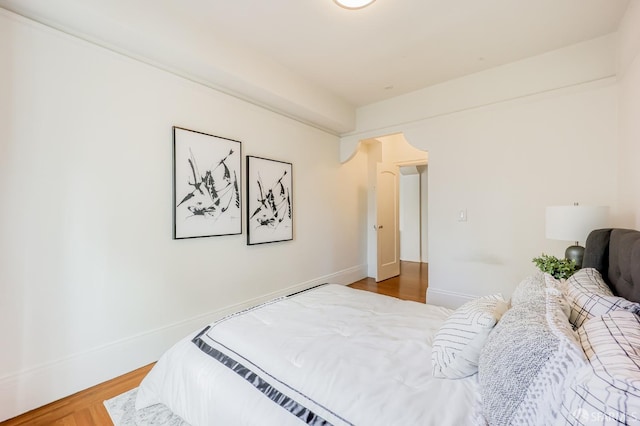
[532,253,577,279]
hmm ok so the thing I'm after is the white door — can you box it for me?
[376,163,400,282]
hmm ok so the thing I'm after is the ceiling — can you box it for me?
[207,0,628,106]
[0,0,630,133]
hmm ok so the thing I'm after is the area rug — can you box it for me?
[104,388,190,426]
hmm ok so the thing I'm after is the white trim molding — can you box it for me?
[426,287,478,309]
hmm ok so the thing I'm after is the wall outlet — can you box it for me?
[458,209,467,222]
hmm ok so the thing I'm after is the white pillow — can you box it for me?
[565,268,639,328]
[558,311,640,424]
[431,294,508,379]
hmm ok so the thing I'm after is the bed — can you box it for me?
[135,228,640,425]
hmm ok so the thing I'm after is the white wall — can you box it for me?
[340,35,617,162]
[0,1,355,134]
[343,36,621,307]
[399,167,428,263]
[351,34,617,136]
[410,82,619,307]
[400,173,421,262]
[617,2,640,229]
[0,10,368,421]
[420,166,429,261]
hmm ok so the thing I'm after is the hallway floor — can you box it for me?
[348,261,428,303]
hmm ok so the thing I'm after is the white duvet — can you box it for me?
[136,284,484,425]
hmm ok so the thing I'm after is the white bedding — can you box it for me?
[136,284,484,425]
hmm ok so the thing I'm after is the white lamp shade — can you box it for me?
[545,205,609,244]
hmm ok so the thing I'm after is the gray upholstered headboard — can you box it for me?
[583,228,640,303]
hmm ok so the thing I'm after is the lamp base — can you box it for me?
[565,245,585,268]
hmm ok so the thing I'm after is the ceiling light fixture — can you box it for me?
[333,0,376,10]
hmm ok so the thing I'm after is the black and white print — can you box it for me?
[246,156,293,245]
[173,127,241,239]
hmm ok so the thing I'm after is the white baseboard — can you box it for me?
[426,287,477,309]
[0,264,367,422]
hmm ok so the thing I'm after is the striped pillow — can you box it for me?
[558,311,640,424]
[565,268,639,328]
[431,294,508,379]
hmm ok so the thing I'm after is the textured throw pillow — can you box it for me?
[510,271,546,307]
[565,268,639,328]
[544,274,571,319]
[479,287,586,426]
[558,311,640,425]
[544,273,567,293]
[431,294,508,379]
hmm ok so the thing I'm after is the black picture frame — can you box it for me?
[173,126,242,239]
[246,156,293,245]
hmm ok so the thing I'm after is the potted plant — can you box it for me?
[532,253,577,280]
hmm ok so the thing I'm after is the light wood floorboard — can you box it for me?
[1,364,153,426]
[1,261,426,425]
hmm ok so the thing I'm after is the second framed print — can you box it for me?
[246,156,293,245]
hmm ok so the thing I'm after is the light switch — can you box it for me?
[458,209,467,222]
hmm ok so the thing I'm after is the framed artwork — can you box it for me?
[246,156,293,245]
[173,126,242,239]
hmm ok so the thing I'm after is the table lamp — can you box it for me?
[545,204,609,268]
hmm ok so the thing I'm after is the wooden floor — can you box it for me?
[0,364,155,426]
[1,261,427,425]
[349,260,428,303]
